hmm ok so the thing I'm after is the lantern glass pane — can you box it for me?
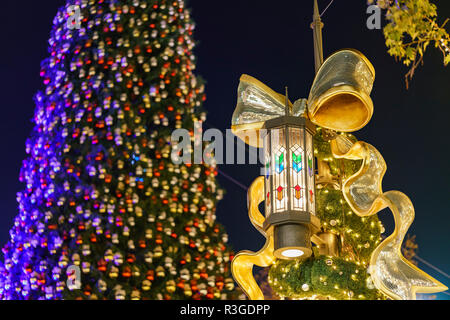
[305,130,316,215]
[289,127,306,211]
[264,133,271,217]
[270,128,288,213]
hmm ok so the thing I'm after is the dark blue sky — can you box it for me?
[0,0,448,299]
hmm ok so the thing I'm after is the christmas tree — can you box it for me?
[0,0,235,300]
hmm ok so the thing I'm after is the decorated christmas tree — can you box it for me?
[0,0,235,300]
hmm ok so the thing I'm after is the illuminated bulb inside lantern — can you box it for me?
[281,249,304,258]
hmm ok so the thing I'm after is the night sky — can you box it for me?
[0,1,449,299]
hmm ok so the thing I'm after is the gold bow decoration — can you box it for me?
[231,74,299,148]
[230,48,448,300]
[331,135,448,300]
[232,49,375,148]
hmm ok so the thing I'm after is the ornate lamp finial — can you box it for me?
[285,87,290,116]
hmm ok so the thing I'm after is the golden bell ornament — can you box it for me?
[180,268,190,280]
[72,253,81,265]
[104,249,113,262]
[183,283,192,297]
[198,283,208,295]
[154,246,163,258]
[131,290,141,300]
[142,279,152,291]
[307,49,375,132]
[156,266,165,277]
[132,266,140,277]
[193,269,200,280]
[109,266,119,278]
[166,280,176,293]
[81,262,90,273]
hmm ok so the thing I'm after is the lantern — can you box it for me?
[261,95,320,260]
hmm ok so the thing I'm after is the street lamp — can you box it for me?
[262,90,320,260]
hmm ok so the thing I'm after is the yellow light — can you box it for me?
[281,249,304,258]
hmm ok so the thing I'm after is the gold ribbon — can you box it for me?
[331,135,448,300]
[231,48,447,300]
[231,49,375,148]
[231,176,276,300]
